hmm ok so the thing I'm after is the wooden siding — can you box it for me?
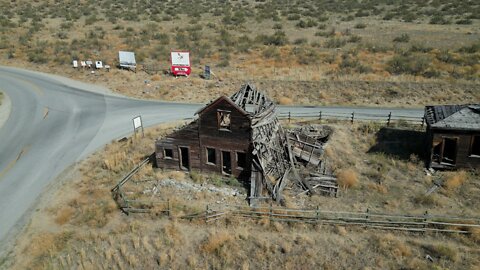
[156,99,253,179]
[156,121,200,171]
[198,98,251,141]
[427,128,480,169]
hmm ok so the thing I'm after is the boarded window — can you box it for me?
[164,148,173,159]
[217,110,231,130]
[471,136,480,156]
[237,152,246,169]
[206,148,216,164]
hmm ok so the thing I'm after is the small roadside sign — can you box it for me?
[132,116,144,137]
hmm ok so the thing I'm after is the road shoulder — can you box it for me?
[0,91,11,129]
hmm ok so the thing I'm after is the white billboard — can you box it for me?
[171,51,190,67]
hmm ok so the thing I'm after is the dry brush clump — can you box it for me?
[443,170,468,191]
[337,168,359,189]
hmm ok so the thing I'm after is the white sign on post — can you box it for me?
[132,116,144,137]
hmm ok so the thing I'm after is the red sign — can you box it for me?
[170,51,191,76]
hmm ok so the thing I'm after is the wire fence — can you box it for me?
[278,111,425,126]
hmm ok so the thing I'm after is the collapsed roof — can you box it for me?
[425,104,480,130]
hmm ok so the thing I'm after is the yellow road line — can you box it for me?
[0,145,30,180]
[43,107,49,119]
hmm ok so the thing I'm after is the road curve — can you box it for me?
[0,66,424,247]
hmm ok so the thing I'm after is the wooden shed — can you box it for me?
[424,104,480,170]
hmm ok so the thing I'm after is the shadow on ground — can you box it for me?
[368,127,426,160]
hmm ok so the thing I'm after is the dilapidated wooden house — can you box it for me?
[424,104,480,170]
[156,83,297,203]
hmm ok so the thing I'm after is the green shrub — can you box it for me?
[355,10,369,17]
[430,15,449,25]
[293,47,319,65]
[273,23,283,30]
[363,43,390,53]
[256,30,288,46]
[84,15,98,25]
[324,38,346,48]
[393,33,410,43]
[409,44,433,53]
[287,14,301,21]
[262,46,279,59]
[436,49,453,63]
[354,23,366,29]
[347,35,361,43]
[387,54,432,76]
[293,38,308,45]
[458,43,480,54]
[456,18,472,25]
[296,19,317,28]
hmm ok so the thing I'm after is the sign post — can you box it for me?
[170,51,191,76]
[204,65,211,80]
[132,116,144,138]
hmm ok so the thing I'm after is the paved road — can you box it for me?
[0,66,424,246]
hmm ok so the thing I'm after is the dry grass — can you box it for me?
[200,231,233,254]
[373,233,412,258]
[277,96,293,105]
[151,75,161,81]
[443,170,468,191]
[54,206,76,225]
[0,0,478,108]
[2,121,480,270]
[367,182,388,194]
[337,168,359,189]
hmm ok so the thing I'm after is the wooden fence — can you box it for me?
[279,111,425,126]
[226,205,480,234]
[116,198,480,234]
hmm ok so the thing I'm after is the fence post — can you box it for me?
[421,117,425,128]
[387,112,392,126]
[269,203,273,222]
[316,206,320,223]
[366,208,369,221]
[167,199,170,217]
[351,112,355,124]
[318,111,322,122]
[206,204,209,223]
[288,112,291,123]
[423,210,428,233]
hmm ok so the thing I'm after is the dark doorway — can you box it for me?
[222,151,232,175]
[442,138,457,165]
[236,152,246,169]
[179,147,190,170]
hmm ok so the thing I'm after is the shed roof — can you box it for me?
[426,104,480,130]
[118,51,136,66]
